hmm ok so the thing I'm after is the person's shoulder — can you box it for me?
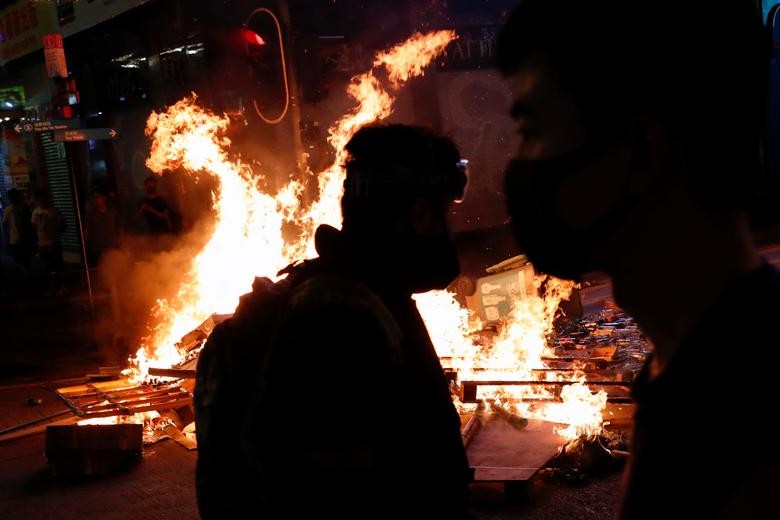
[290,275,395,325]
[291,274,374,306]
[285,274,404,351]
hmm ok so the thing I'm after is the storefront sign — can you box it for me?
[0,1,58,65]
[14,118,81,134]
[11,173,29,190]
[53,128,118,142]
[42,32,68,78]
[6,133,28,176]
[437,26,498,72]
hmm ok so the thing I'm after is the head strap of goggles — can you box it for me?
[344,159,469,202]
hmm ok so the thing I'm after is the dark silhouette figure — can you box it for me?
[499,1,778,518]
[85,188,120,266]
[195,124,471,519]
[138,176,171,234]
[31,189,66,295]
[2,189,32,271]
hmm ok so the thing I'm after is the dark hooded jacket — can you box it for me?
[196,225,471,519]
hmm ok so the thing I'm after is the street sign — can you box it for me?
[53,128,119,142]
[11,175,30,191]
[43,33,69,79]
[14,119,81,134]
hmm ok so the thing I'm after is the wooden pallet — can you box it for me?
[467,418,567,483]
[146,313,232,380]
[56,379,192,418]
[458,379,631,403]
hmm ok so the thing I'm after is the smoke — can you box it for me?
[95,216,216,361]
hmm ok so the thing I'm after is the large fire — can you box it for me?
[414,278,608,439]
[126,30,457,379]
[124,30,607,441]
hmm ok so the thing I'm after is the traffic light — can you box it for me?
[243,21,279,83]
[242,8,289,123]
[51,77,80,119]
[240,28,266,47]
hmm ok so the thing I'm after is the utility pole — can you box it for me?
[278,0,309,183]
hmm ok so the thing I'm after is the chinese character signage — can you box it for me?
[42,32,67,78]
[0,1,57,65]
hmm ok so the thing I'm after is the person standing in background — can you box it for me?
[85,188,120,266]
[31,189,65,295]
[2,189,32,272]
[138,176,171,234]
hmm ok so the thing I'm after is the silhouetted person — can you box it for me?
[138,176,171,234]
[195,124,471,519]
[2,188,32,271]
[85,188,119,266]
[499,1,776,518]
[31,189,66,295]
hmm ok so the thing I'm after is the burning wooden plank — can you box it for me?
[461,401,485,448]
[85,366,123,381]
[56,379,192,418]
[488,401,529,430]
[467,419,568,484]
[459,380,630,403]
[148,368,197,379]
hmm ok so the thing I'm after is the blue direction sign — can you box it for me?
[14,119,81,134]
[53,128,119,142]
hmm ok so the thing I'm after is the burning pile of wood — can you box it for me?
[41,300,647,485]
[446,307,646,493]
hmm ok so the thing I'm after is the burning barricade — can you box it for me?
[40,29,650,485]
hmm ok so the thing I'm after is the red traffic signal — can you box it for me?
[240,28,266,46]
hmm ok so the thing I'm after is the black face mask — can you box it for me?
[504,143,637,280]
[327,227,460,294]
[390,233,461,293]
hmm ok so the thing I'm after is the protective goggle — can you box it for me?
[344,159,470,203]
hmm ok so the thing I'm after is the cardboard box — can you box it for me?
[464,256,583,324]
[45,424,142,477]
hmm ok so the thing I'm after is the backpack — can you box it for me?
[193,275,293,519]
[194,265,406,518]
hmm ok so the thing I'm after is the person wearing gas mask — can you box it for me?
[498,1,779,518]
[218,124,471,518]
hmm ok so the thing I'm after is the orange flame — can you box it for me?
[413,290,481,365]
[374,30,457,88]
[302,30,458,255]
[128,31,458,380]
[128,30,606,441]
[127,96,306,380]
[77,411,154,426]
[417,278,608,441]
